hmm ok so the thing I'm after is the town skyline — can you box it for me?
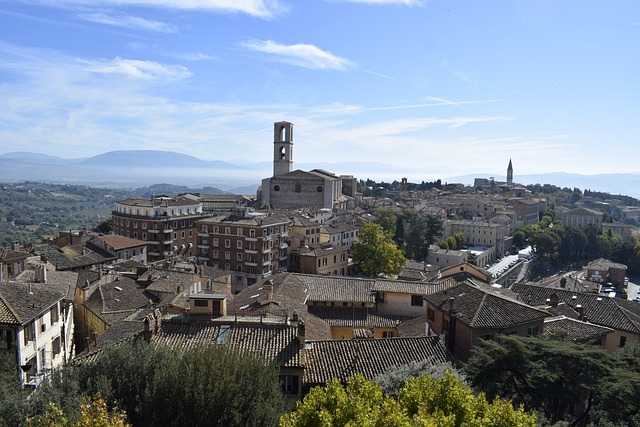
[1,0,639,177]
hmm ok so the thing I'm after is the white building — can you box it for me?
[0,281,74,387]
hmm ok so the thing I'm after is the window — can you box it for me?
[224,239,231,248]
[225,252,231,260]
[427,308,435,321]
[237,253,243,261]
[274,185,280,191]
[202,225,208,233]
[237,240,243,249]
[23,322,35,345]
[50,304,59,324]
[212,238,219,247]
[382,331,395,338]
[295,183,301,193]
[193,299,208,307]
[317,186,323,192]
[237,228,244,236]
[225,227,231,235]
[52,336,61,356]
[620,336,627,348]
[411,295,423,307]
[527,326,539,336]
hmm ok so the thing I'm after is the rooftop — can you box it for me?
[0,282,63,326]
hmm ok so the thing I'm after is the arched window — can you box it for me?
[279,146,286,160]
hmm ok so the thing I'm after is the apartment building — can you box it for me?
[288,215,322,249]
[0,248,29,281]
[289,243,350,276]
[195,213,290,289]
[444,219,511,258]
[112,196,208,262]
[0,282,74,387]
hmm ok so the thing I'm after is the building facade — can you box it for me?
[444,219,510,258]
[112,196,207,262]
[195,213,290,289]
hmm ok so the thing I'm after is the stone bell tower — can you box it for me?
[273,121,293,177]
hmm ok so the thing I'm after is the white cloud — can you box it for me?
[24,0,284,18]
[330,0,423,5]
[241,40,352,70]
[83,57,191,80]
[77,12,177,33]
[172,52,216,61]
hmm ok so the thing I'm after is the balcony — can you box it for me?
[244,261,258,267]
[246,237,258,242]
[162,229,174,234]
[148,229,160,234]
[198,233,209,238]
[197,244,209,249]
[163,240,173,245]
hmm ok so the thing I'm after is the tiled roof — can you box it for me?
[152,318,302,367]
[303,336,451,385]
[425,281,548,329]
[512,283,640,334]
[101,277,151,312]
[543,316,613,343]
[297,275,375,304]
[0,249,29,263]
[306,306,408,328]
[372,279,456,296]
[0,282,63,325]
[397,316,428,337]
[95,235,147,251]
[586,258,628,271]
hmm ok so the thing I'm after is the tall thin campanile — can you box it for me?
[273,121,294,177]
[507,158,514,185]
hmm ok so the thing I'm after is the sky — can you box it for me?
[0,0,638,179]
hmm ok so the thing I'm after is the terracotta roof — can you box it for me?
[512,283,640,334]
[152,317,302,367]
[95,235,147,251]
[306,306,408,328]
[0,249,29,263]
[297,275,375,304]
[303,336,451,385]
[397,316,428,337]
[543,316,613,343]
[0,282,63,325]
[425,281,549,329]
[372,279,456,296]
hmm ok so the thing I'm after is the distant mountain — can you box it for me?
[0,152,67,164]
[135,184,228,197]
[78,150,240,169]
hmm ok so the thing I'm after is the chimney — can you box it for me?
[446,296,456,353]
[263,280,274,303]
[297,318,305,346]
[549,293,559,308]
[576,304,585,321]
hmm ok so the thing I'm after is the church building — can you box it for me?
[260,122,356,210]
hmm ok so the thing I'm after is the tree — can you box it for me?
[464,335,637,426]
[404,214,443,262]
[10,341,284,427]
[352,223,406,277]
[94,219,113,234]
[28,396,130,427]
[374,208,397,238]
[280,371,536,426]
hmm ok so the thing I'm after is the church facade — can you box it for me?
[260,122,355,210]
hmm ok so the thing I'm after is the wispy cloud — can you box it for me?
[83,57,191,80]
[77,11,177,33]
[329,0,424,5]
[241,39,352,70]
[172,52,216,61]
[1,42,557,177]
[22,0,285,18]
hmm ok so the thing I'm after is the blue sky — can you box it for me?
[0,0,638,178]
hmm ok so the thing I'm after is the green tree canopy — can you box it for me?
[280,371,536,427]
[352,223,406,277]
[465,335,640,426]
[374,208,398,238]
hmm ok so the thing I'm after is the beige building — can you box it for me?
[444,219,510,258]
[289,244,350,276]
[557,207,604,229]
